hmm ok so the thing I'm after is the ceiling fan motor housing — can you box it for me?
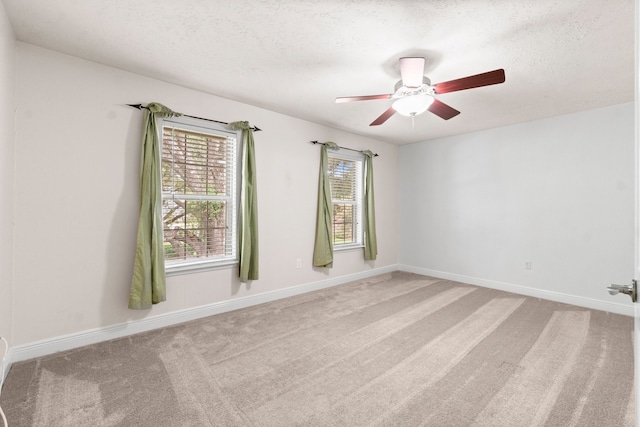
[394,76,432,93]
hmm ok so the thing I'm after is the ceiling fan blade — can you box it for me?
[433,69,505,94]
[428,99,461,120]
[370,107,396,126]
[335,94,393,103]
[399,57,425,88]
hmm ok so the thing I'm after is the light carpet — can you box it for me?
[1,272,634,426]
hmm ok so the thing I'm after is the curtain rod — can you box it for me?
[310,140,379,157]
[127,104,262,132]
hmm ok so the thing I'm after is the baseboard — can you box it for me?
[9,264,399,365]
[398,264,634,316]
[1,343,10,387]
[9,262,630,371]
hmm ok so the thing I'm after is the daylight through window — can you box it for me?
[328,152,363,248]
[160,118,238,271]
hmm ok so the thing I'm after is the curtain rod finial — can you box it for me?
[127,103,144,110]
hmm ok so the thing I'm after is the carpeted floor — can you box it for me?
[0,272,635,426]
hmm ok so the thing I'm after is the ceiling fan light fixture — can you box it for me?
[392,94,434,117]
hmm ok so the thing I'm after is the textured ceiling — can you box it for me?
[2,0,635,145]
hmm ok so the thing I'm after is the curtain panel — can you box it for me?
[313,143,336,267]
[363,150,378,261]
[232,121,259,282]
[128,102,180,309]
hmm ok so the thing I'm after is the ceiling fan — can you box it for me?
[335,57,505,126]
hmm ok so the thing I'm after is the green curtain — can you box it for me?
[313,143,337,267]
[129,102,181,309]
[363,150,378,261]
[231,121,259,282]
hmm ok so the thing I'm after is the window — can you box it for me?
[160,116,239,273]
[327,150,364,249]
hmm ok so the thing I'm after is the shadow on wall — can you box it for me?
[101,105,151,325]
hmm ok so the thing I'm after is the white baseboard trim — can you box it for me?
[8,262,630,376]
[398,264,634,316]
[1,342,10,386]
[9,265,399,365]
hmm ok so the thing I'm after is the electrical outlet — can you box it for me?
[296,258,302,269]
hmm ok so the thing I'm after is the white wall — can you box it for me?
[10,41,632,354]
[12,43,398,347]
[0,1,15,351]
[398,103,635,313]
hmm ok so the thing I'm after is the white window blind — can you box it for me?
[160,119,238,271]
[327,152,363,247]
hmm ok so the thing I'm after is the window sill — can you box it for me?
[334,244,364,253]
[165,260,237,277]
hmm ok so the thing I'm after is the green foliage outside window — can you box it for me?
[328,157,359,245]
[161,126,233,262]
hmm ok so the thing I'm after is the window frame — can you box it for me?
[327,149,365,251]
[158,115,242,276]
